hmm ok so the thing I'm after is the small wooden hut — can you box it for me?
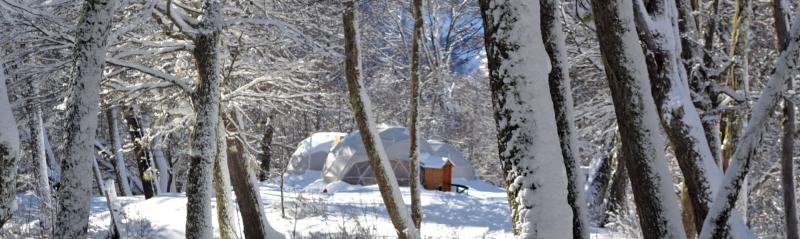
[422,159,453,192]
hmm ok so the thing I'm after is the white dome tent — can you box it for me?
[286,132,347,174]
[321,126,476,186]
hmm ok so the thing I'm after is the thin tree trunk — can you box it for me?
[259,122,273,181]
[590,0,687,236]
[0,62,20,229]
[213,120,236,239]
[224,112,281,238]
[93,156,106,196]
[185,1,224,237]
[141,113,171,193]
[479,0,573,237]
[408,0,423,229]
[43,127,60,182]
[103,180,126,239]
[54,0,115,237]
[26,79,54,234]
[541,0,589,237]
[107,107,133,196]
[588,134,618,225]
[123,107,156,199]
[721,0,752,171]
[602,152,627,226]
[343,2,418,238]
[699,13,800,239]
[772,0,797,237]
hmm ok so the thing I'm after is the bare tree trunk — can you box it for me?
[259,121,273,181]
[590,0,687,236]
[602,154,627,226]
[26,79,54,234]
[123,107,156,199]
[541,0,589,237]
[343,2,418,238]
[0,62,20,229]
[140,112,171,193]
[92,156,106,196]
[43,127,60,182]
[213,120,236,239]
[185,1,224,237]
[633,0,751,235]
[699,13,800,239]
[106,107,133,196]
[408,0,423,230]
[772,0,797,237]
[225,112,281,238]
[103,180,126,239]
[479,0,573,237]
[54,0,115,237]
[588,134,619,224]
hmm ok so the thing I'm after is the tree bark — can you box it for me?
[224,112,281,238]
[479,0,573,237]
[590,0,687,236]
[0,62,20,229]
[633,0,750,235]
[54,0,115,237]
[140,112,171,193]
[185,1,224,238]
[588,135,618,225]
[213,120,236,239]
[772,0,797,237]
[259,122,273,181]
[699,13,800,239]
[343,2,418,238]
[603,153,627,226]
[408,0,423,230]
[106,107,133,196]
[26,79,54,234]
[541,0,589,237]
[123,107,157,199]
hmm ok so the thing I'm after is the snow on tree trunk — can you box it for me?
[123,107,157,199]
[54,0,115,237]
[212,119,236,239]
[0,61,21,229]
[479,0,573,237]
[342,2,419,238]
[589,0,687,237]
[632,0,750,236]
[103,179,126,239]
[587,134,618,224]
[699,12,800,239]
[185,1,224,238]
[43,128,61,183]
[408,0,423,229]
[25,79,54,234]
[106,107,132,196]
[540,0,589,236]
[224,113,282,238]
[773,0,798,237]
[603,153,628,226]
[140,112,171,192]
[93,156,106,196]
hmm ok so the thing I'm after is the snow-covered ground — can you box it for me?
[6,171,618,238]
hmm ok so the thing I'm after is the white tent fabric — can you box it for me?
[426,140,476,179]
[286,132,347,174]
[322,126,476,185]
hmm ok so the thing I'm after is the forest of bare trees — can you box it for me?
[1,0,800,238]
